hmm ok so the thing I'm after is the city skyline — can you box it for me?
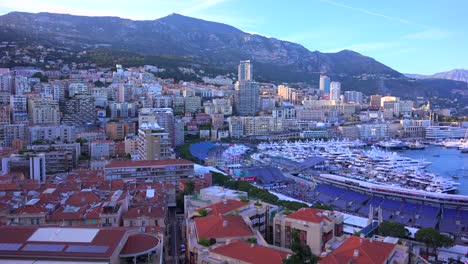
[0,0,467,74]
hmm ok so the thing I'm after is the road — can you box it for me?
[167,207,184,264]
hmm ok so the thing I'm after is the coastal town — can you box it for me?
[0,57,466,264]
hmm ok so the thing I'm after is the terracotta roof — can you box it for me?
[211,240,289,264]
[196,199,248,216]
[123,206,165,219]
[287,208,331,224]
[105,159,193,168]
[319,236,396,264]
[66,191,101,207]
[120,233,159,255]
[194,215,253,239]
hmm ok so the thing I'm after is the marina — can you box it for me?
[253,139,463,194]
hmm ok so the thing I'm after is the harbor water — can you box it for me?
[398,145,468,195]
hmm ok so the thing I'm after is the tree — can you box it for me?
[32,72,48,82]
[198,208,208,217]
[378,221,409,238]
[283,230,318,264]
[415,228,454,262]
[183,180,195,195]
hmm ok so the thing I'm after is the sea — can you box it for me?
[398,145,468,195]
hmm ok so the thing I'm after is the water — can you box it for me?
[398,145,468,195]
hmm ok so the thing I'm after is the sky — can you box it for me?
[0,0,466,75]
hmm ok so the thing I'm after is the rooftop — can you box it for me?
[194,215,253,239]
[105,159,193,168]
[210,240,290,264]
[196,199,248,216]
[319,236,396,264]
[286,207,332,224]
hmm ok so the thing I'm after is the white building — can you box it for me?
[330,82,341,102]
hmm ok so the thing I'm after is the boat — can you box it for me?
[408,141,425,150]
[376,140,408,150]
[433,154,440,157]
[443,139,462,148]
[452,175,459,179]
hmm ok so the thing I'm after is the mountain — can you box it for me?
[0,11,466,111]
[405,69,468,83]
[0,12,401,78]
[432,69,468,83]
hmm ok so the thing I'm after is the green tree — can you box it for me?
[183,180,195,195]
[415,228,454,262]
[32,72,48,82]
[198,208,208,217]
[378,221,410,238]
[283,230,318,264]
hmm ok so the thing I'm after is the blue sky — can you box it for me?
[0,0,466,74]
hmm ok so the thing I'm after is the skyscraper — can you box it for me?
[235,61,259,116]
[319,75,331,93]
[330,82,341,101]
[238,60,252,82]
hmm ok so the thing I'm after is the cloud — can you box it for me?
[318,0,429,28]
[179,0,229,15]
[404,28,453,40]
[324,41,402,53]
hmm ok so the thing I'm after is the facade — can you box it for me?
[238,60,252,81]
[228,116,244,138]
[273,208,344,255]
[319,75,331,93]
[235,81,259,116]
[10,95,28,123]
[29,154,46,183]
[29,125,75,144]
[369,94,382,109]
[139,108,175,146]
[329,82,341,102]
[425,126,467,139]
[28,98,61,125]
[137,123,173,160]
[344,91,363,104]
[62,95,96,126]
[357,123,389,140]
[109,102,136,118]
[184,96,202,113]
[277,85,293,101]
[104,159,194,183]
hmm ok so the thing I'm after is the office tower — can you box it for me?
[319,75,331,93]
[235,61,259,116]
[330,82,341,101]
[370,94,382,109]
[137,123,173,160]
[344,91,363,104]
[28,98,61,125]
[238,60,252,82]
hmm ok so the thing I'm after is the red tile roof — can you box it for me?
[195,199,248,216]
[105,159,193,168]
[287,208,331,224]
[194,215,253,239]
[211,240,289,264]
[123,206,165,219]
[66,191,101,207]
[319,236,396,264]
[120,233,159,255]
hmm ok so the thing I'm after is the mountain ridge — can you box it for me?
[405,69,468,83]
[0,11,466,112]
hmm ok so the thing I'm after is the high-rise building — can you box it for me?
[62,95,96,126]
[277,85,293,101]
[344,91,363,104]
[28,98,61,125]
[330,82,341,101]
[137,123,173,160]
[319,75,331,93]
[238,60,252,82]
[10,95,28,123]
[29,154,47,183]
[0,74,12,93]
[370,94,382,109]
[139,108,176,146]
[235,61,259,116]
